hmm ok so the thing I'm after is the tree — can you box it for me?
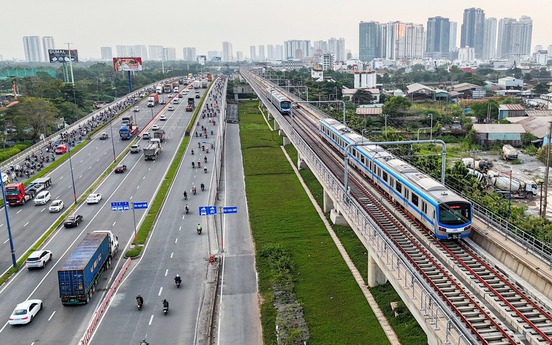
[382,96,411,116]
[7,97,59,140]
[533,82,550,95]
[351,89,374,105]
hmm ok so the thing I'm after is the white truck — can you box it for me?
[487,170,538,199]
[461,158,492,173]
[193,80,201,89]
[501,145,519,160]
[143,141,161,161]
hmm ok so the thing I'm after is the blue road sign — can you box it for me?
[133,201,148,209]
[111,201,130,211]
[222,206,238,214]
[198,206,217,216]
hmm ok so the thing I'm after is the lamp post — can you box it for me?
[67,144,78,205]
[0,168,17,268]
[429,113,433,141]
[538,179,545,217]
[109,119,116,162]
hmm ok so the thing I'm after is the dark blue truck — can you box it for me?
[58,231,119,305]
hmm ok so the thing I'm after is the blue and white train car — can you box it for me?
[319,118,472,240]
[266,88,291,115]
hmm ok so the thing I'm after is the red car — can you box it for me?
[55,144,67,154]
[114,164,127,174]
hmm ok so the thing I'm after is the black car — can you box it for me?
[64,214,83,228]
[114,164,127,173]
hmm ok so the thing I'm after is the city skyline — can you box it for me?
[2,1,551,60]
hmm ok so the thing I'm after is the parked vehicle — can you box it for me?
[58,231,119,305]
[64,214,83,228]
[8,300,43,325]
[487,170,538,199]
[26,250,52,269]
[502,145,519,160]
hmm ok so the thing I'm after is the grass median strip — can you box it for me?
[239,100,390,344]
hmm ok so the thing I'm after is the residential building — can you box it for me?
[497,16,533,58]
[535,50,548,65]
[236,51,244,62]
[100,47,113,61]
[267,45,274,60]
[249,46,256,61]
[426,16,451,59]
[222,41,233,62]
[328,37,346,62]
[275,44,284,60]
[483,18,497,59]
[207,51,220,61]
[380,21,424,60]
[163,47,176,61]
[42,36,55,62]
[449,21,457,52]
[258,45,265,61]
[321,53,334,70]
[460,8,485,59]
[284,40,311,60]
[359,21,380,62]
[23,36,42,62]
[458,47,476,62]
[183,47,196,62]
[148,45,164,60]
[353,70,377,89]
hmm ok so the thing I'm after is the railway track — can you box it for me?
[243,70,552,344]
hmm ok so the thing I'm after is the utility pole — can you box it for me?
[66,43,75,85]
[542,122,552,218]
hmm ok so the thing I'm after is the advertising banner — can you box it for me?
[113,57,143,71]
[48,49,79,63]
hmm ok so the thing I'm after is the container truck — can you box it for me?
[186,97,195,112]
[58,231,119,305]
[119,124,139,140]
[172,81,179,92]
[5,176,52,206]
[144,141,161,160]
[147,93,159,107]
[163,83,172,93]
[201,79,208,88]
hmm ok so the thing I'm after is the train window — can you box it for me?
[382,171,388,183]
[411,193,419,207]
[405,190,409,199]
[395,181,402,194]
[422,201,427,214]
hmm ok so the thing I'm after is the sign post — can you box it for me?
[111,201,148,242]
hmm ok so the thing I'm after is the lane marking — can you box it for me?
[48,310,56,321]
[164,269,168,276]
[174,238,178,244]
[158,287,163,296]
[170,252,174,258]
[24,222,29,227]
[112,222,116,227]
[148,315,154,326]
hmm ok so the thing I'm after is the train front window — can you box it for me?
[439,202,471,225]
[281,101,291,110]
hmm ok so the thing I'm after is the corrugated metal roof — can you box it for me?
[498,104,525,111]
[507,116,552,138]
[525,110,552,117]
[355,107,382,115]
[472,123,526,134]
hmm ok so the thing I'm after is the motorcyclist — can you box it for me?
[183,191,188,200]
[136,295,144,307]
[185,204,189,214]
[191,149,194,155]
[192,162,195,169]
[198,161,201,168]
[163,299,169,309]
[200,183,205,191]
[192,186,197,194]
[204,167,207,173]
[204,156,207,163]
[197,224,202,233]
[174,274,182,285]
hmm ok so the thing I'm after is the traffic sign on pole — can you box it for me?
[199,206,217,216]
[111,201,130,211]
[133,201,148,209]
[222,206,237,214]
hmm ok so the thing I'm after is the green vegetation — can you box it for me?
[241,100,392,344]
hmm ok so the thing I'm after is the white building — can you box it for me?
[149,45,164,60]
[498,76,523,89]
[535,50,548,65]
[163,47,176,61]
[284,40,311,60]
[258,45,265,61]
[42,36,55,62]
[458,47,476,62]
[222,41,233,62]
[23,36,42,62]
[250,46,256,61]
[322,53,334,70]
[100,47,113,61]
[183,47,196,61]
[236,51,244,62]
[353,70,377,89]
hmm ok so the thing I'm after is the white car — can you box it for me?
[49,199,64,212]
[26,250,52,269]
[34,191,51,206]
[8,300,43,325]
[152,124,160,131]
[143,132,151,140]
[160,114,167,120]
[86,193,102,204]
[172,98,179,104]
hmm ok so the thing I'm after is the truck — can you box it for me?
[172,81,179,92]
[186,97,195,112]
[201,79,208,88]
[461,158,492,173]
[193,80,201,89]
[153,130,166,143]
[502,145,519,160]
[163,83,172,93]
[156,84,163,94]
[119,124,139,140]
[487,170,538,199]
[58,231,119,305]
[144,141,161,160]
[147,93,159,107]
[5,176,52,206]
[207,73,212,82]
[121,116,133,126]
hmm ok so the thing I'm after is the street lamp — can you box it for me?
[67,144,78,205]
[0,168,17,268]
[109,120,116,162]
[428,113,433,141]
[538,179,545,217]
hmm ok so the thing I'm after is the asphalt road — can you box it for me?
[0,85,205,344]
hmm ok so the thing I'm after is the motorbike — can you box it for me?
[136,296,143,310]
[204,156,207,163]
[197,161,201,168]
[201,183,205,191]
[175,276,182,288]
[162,300,169,315]
[197,225,202,235]
[192,187,197,195]
[183,191,188,200]
[204,167,207,173]
[192,162,195,169]
[191,149,194,155]
[185,205,189,214]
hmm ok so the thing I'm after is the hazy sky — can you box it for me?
[2,0,550,60]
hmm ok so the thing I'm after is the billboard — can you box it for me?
[113,57,143,71]
[48,49,79,63]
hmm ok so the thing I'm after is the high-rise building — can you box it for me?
[258,45,265,61]
[460,8,485,59]
[359,21,380,62]
[100,47,113,61]
[222,41,233,61]
[163,47,176,60]
[328,37,346,62]
[42,36,55,62]
[449,21,457,52]
[267,45,274,60]
[321,53,334,70]
[183,47,196,61]
[426,16,451,58]
[483,18,497,59]
[149,45,164,60]
[275,45,284,60]
[236,51,244,62]
[284,40,311,60]
[207,51,220,60]
[380,22,424,60]
[497,16,533,58]
[23,36,42,62]
[313,40,328,54]
[249,46,256,61]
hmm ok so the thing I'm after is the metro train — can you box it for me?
[266,88,291,115]
[319,118,472,240]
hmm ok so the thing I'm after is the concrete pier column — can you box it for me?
[323,189,334,213]
[367,252,387,287]
[282,136,291,145]
[273,120,280,130]
[297,153,307,170]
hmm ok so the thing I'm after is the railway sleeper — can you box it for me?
[470,321,494,329]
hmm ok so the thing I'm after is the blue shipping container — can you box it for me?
[58,232,110,305]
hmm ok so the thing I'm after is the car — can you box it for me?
[142,132,151,139]
[172,98,179,104]
[64,214,83,228]
[86,193,102,204]
[186,104,193,112]
[133,107,140,112]
[159,99,166,104]
[160,114,167,120]
[130,144,141,153]
[152,124,160,131]
[168,93,173,98]
[167,106,174,111]
[26,250,52,269]
[178,93,183,98]
[195,94,200,99]
[8,300,43,325]
[99,132,109,140]
[49,199,64,212]
[114,164,127,174]
[34,191,51,206]
[55,144,67,154]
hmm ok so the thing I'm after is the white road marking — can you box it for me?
[158,287,163,296]
[24,222,29,227]
[60,176,64,180]
[174,238,178,244]
[48,310,56,321]
[148,315,154,326]
[178,226,181,231]
[16,210,22,214]
[112,222,116,227]
[164,269,168,276]
[170,252,174,258]
[3,239,9,244]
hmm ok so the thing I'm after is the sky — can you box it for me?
[2,0,551,61]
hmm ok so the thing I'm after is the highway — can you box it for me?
[0,83,206,344]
